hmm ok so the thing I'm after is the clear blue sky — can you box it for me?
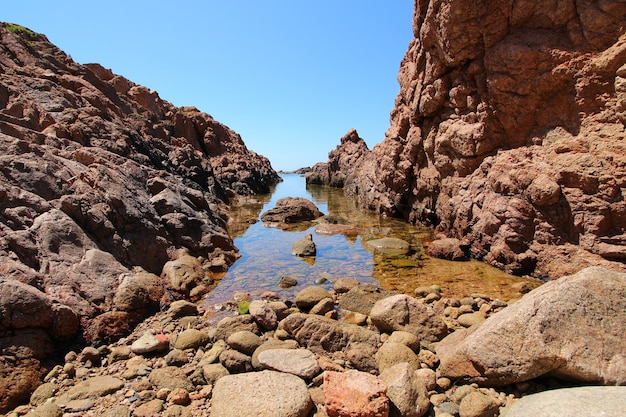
[4,2,414,171]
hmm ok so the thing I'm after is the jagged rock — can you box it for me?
[437,267,626,386]
[307,2,626,278]
[379,362,430,417]
[260,197,324,224]
[211,370,312,417]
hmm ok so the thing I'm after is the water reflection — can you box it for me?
[202,174,540,320]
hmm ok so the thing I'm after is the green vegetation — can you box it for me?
[238,300,250,315]
[3,23,39,40]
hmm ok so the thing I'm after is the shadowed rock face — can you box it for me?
[308,1,626,277]
[0,22,279,353]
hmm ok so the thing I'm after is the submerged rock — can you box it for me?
[292,233,317,257]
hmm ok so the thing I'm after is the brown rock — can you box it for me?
[306,2,626,278]
[379,362,430,417]
[437,267,626,386]
[427,238,468,261]
[260,197,324,224]
[295,286,332,311]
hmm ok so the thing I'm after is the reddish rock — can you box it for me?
[324,370,389,417]
[260,197,324,224]
[427,238,468,261]
[307,2,626,278]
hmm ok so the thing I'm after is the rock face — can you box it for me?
[436,267,626,386]
[307,2,626,277]
[0,22,278,410]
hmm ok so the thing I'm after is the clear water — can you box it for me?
[201,174,540,320]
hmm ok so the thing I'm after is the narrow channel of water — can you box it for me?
[201,174,540,320]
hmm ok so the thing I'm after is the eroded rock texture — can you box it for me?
[0,22,279,355]
[308,1,626,277]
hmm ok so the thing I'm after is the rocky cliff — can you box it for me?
[0,22,279,408]
[308,0,626,278]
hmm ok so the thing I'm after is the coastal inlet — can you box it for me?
[201,174,540,320]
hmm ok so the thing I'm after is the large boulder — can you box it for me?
[437,267,626,386]
[307,1,626,278]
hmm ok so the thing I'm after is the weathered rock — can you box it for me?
[324,370,389,417]
[258,348,321,379]
[211,370,312,417]
[292,233,317,257]
[333,277,360,294]
[379,362,430,417]
[201,363,229,385]
[376,342,421,373]
[251,338,299,369]
[279,276,299,288]
[295,286,332,311]
[148,367,194,392]
[387,331,421,352]
[437,267,626,385]
[280,313,380,354]
[29,383,57,407]
[219,349,253,373]
[248,299,278,330]
[458,392,500,417]
[456,312,486,328]
[213,314,260,341]
[427,238,468,261]
[370,294,448,342]
[260,197,324,224]
[500,386,626,417]
[307,2,626,278]
[338,284,396,316]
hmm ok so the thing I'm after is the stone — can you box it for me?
[437,267,626,386]
[148,367,194,392]
[25,401,63,417]
[226,330,263,355]
[379,362,430,417]
[174,328,209,350]
[387,331,421,352]
[279,276,299,288]
[219,349,253,373]
[167,300,198,318]
[376,342,421,373]
[201,363,230,385]
[309,298,335,315]
[456,312,486,328]
[30,383,57,406]
[214,314,260,341]
[251,338,299,369]
[211,370,313,417]
[248,299,278,330]
[427,238,468,261]
[295,286,333,311]
[131,332,170,354]
[370,294,448,342]
[260,197,324,224]
[333,277,360,294]
[500,386,626,417]
[258,348,321,379]
[324,370,389,417]
[364,238,410,254]
[337,284,396,316]
[280,313,380,354]
[133,399,164,417]
[60,376,124,401]
[164,349,188,366]
[458,392,500,417]
[166,387,190,405]
[292,233,317,257]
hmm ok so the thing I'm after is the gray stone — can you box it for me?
[211,370,312,417]
[258,349,321,379]
[251,339,299,369]
[60,376,124,401]
[333,277,360,293]
[500,386,626,417]
[148,367,194,392]
[164,348,188,366]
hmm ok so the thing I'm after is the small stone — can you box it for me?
[148,367,194,392]
[174,328,209,350]
[30,382,57,406]
[227,330,263,355]
[165,349,188,366]
[458,391,500,417]
[219,349,253,373]
[201,339,228,364]
[167,300,198,318]
[249,300,278,330]
[387,331,421,352]
[376,342,421,373]
[132,399,164,417]
[131,332,170,354]
[279,276,298,288]
[364,237,410,254]
[418,349,439,369]
[157,388,172,400]
[202,363,230,385]
[292,233,317,257]
[324,370,389,417]
[63,362,76,378]
[295,286,332,311]
[457,312,486,327]
[334,277,360,294]
[166,387,190,405]
[309,298,335,315]
[258,349,321,379]
[108,346,132,363]
[79,347,101,365]
[415,368,437,391]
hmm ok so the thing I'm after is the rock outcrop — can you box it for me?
[0,22,279,410]
[307,1,626,277]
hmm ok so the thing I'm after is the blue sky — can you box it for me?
[4,2,414,171]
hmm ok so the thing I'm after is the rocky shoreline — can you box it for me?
[4,266,624,417]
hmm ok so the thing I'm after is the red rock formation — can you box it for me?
[309,1,626,277]
[0,23,279,409]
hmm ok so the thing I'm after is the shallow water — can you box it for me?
[201,174,540,320]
